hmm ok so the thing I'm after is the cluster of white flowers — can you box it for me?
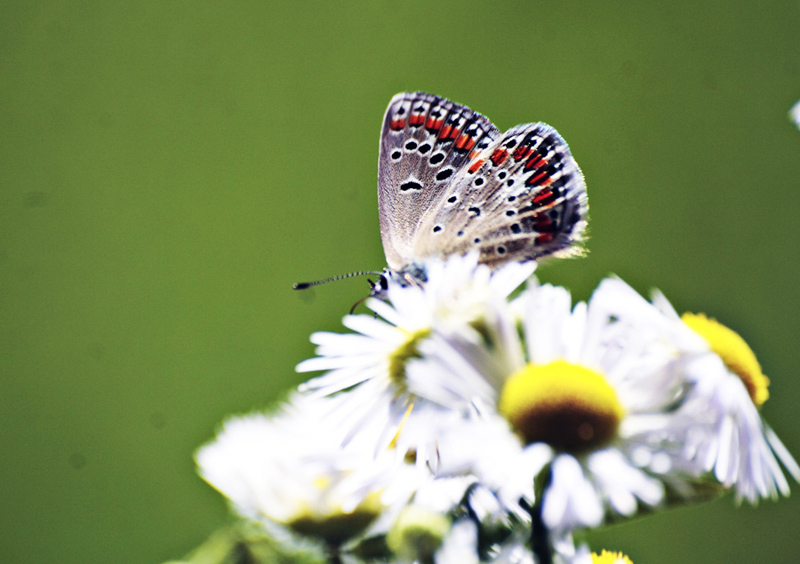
[196,254,798,564]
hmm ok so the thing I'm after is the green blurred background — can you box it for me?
[1,2,799,563]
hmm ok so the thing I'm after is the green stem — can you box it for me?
[530,502,552,564]
[530,463,553,564]
[326,543,343,564]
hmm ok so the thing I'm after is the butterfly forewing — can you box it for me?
[411,122,588,267]
[377,92,500,271]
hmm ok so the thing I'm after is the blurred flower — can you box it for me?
[651,292,800,503]
[196,393,421,548]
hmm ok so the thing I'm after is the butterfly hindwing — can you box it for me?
[377,92,500,271]
[412,123,588,266]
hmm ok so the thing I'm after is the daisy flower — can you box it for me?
[407,277,722,534]
[651,291,800,503]
[195,393,423,550]
[296,253,535,454]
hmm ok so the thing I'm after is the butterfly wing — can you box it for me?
[412,123,588,266]
[377,92,500,271]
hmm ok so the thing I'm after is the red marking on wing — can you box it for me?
[526,170,550,187]
[490,148,509,166]
[390,119,406,131]
[533,213,554,236]
[455,134,476,151]
[439,125,461,140]
[533,189,557,206]
[468,150,480,160]
[409,114,425,126]
[426,117,443,131]
[468,158,485,174]
[535,233,555,245]
[513,146,533,161]
[524,154,545,171]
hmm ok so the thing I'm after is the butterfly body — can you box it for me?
[375,92,587,293]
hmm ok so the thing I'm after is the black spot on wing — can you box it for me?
[400,181,423,191]
[436,168,454,181]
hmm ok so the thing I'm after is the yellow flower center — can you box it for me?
[592,549,634,564]
[288,490,383,545]
[682,312,770,406]
[388,329,431,388]
[498,360,625,454]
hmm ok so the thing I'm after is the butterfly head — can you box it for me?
[368,264,428,300]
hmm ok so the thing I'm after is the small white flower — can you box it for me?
[407,277,721,532]
[651,291,800,503]
[296,253,534,454]
[196,393,421,546]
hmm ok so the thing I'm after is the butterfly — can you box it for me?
[293,92,587,298]
[374,91,587,293]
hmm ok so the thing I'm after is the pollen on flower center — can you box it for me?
[682,312,770,406]
[498,360,625,454]
[388,329,431,388]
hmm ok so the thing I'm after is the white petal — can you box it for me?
[543,455,603,530]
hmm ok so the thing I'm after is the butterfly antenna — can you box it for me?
[349,293,373,315]
[292,270,384,290]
